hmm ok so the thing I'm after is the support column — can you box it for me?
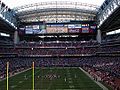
[14,30,19,44]
[96,29,102,43]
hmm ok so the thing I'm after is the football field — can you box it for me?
[0,67,102,90]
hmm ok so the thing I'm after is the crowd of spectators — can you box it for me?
[82,57,120,90]
[98,45,120,53]
[15,41,98,48]
[0,57,120,89]
[102,33,120,43]
[0,41,120,89]
[0,36,13,44]
[16,48,97,55]
[0,41,119,56]
[0,58,31,80]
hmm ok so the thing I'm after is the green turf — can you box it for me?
[0,67,102,90]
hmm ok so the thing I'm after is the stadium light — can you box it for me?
[0,33,10,37]
[106,29,120,35]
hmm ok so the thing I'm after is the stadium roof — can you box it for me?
[2,0,105,23]
[11,1,99,23]
[2,0,105,9]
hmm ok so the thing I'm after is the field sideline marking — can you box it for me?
[79,67,108,90]
[0,68,31,82]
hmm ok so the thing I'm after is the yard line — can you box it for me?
[47,67,59,90]
[11,85,17,88]
[35,67,50,89]
[66,68,75,89]
[9,68,41,90]
[69,81,73,83]
[69,85,75,88]
[19,81,23,83]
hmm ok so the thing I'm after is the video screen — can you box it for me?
[25,25,46,34]
[68,24,82,33]
[47,24,68,33]
[25,25,33,34]
[89,24,97,33]
[24,23,97,34]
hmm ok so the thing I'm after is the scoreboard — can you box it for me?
[19,21,97,35]
[47,24,68,33]
[25,24,46,34]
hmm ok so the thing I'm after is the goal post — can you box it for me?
[32,62,35,90]
[7,62,9,90]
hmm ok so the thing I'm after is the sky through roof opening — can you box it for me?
[2,0,105,9]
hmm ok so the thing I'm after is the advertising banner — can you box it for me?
[47,25,68,33]
[68,28,81,33]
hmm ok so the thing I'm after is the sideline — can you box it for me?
[79,67,108,90]
[0,68,31,82]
